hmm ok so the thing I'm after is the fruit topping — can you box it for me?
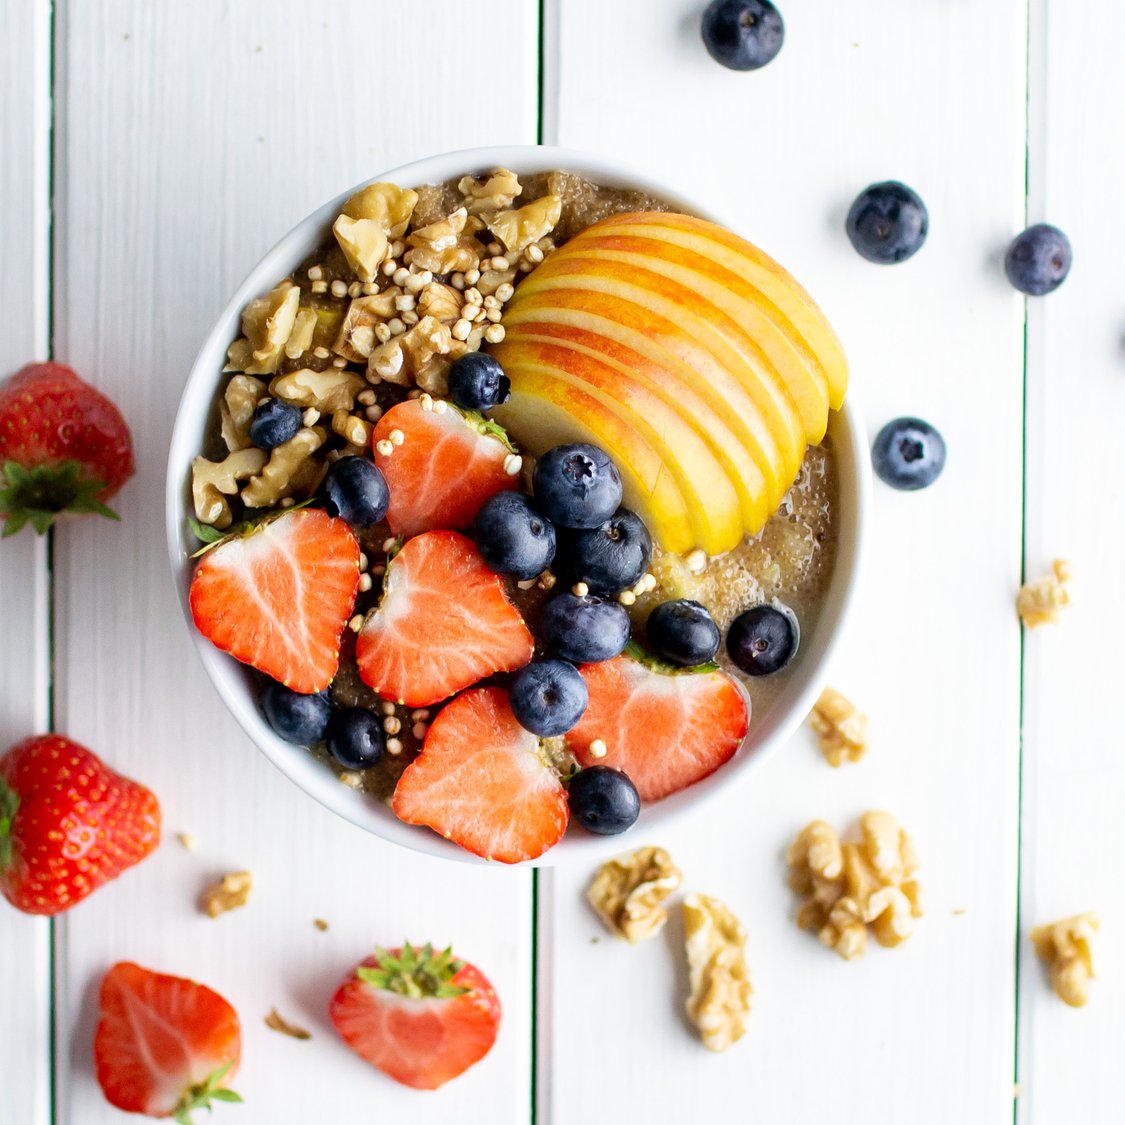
[566,654,749,802]
[845,181,928,264]
[0,734,160,915]
[509,658,589,736]
[189,508,360,694]
[329,942,501,1090]
[372,398,518,539]
[95,961,242,1121]
[871,416,946,490]
[448,352,512,411]
[473,490,556,580]
[555,507,652,594]
[645,599,721,666]
[392,687,569,863]
[249,396,302,450]
[323,455,390,527]
[326,707,386,770]
[1005,223,1073,296]
[539,592,631,664]
[567,765,641,835]
[355,530,533,708]
[531,442,622,529]
[261,682,332,745]
[700,0,785,71]
[727,603,799,676]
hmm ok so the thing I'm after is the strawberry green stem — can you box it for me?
[171,1060,242,1124]
[0,777,18,872]
[0,460,117,537]
[356,942,469,1000]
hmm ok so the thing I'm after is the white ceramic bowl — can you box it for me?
[166,144,869,866]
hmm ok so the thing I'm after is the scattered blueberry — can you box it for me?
[646,599,721,666]
[325,707,385,770]
[701,0,784,71]
[532,443,622,530]
[249,397,302,450]
[1004,224,1072,296]
[568,766,641,836]
[871,416,946,490]
[448,352,512,411]
[539,593,631,664]
[261,682,332,745]
[727,603,799,676]
[473,491,556,580]
[510,659,589,737]
[323,456,390,527]
[845,182,928,264]
[555,508,652,595]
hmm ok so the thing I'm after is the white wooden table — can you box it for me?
[2,1,1119,1120]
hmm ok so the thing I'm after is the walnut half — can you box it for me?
[1031,913,1099,1007]
[587,846,683,943]
[808,687,868,767]
[224,281,303,375]
[191,448,268,529]
[333,182,418,282]
[683,893,752,1052]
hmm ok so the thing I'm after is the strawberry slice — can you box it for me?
[393,687,568,862]
[329,942,501,1090]
[565,654,749,802]
[372,399,518,539]
[355,531,533,708]
[189,507,360,694]
[95,961,242,1122]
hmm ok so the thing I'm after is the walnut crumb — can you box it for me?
[1018,559,1072,627]
[682,893,752,1052]
[1031,912,1099,1007]
[587,846,683,943]
[313,918,329,932]
[809,687,868,767]
[202,871,252,918]
[177,832,198,852]
[264,1008,312,1040]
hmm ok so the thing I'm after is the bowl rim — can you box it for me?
[165,143,870,867]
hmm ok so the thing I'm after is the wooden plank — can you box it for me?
[541,1,1026,1120]
[1017,0,1125,1118]
[49,2,538,1121]
[0,0,53,1120]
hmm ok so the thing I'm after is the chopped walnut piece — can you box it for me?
[416,282,463,322]
[368,315,454,393]
[407,208,481,274]
[484,195,562,255]
[201,871,252,918]
[1018,559,1072,627]
[220,375,267,452]
[224,281,302,375]
[682,894,752,1052]
[269,367,366,415]
[458,168,523,214]
[177,832,198,852]
[331,409,372,448]
[284,307,317,360]
[264,1008,312,1040]
[474,268,518,298]
[587,846,683,943]
[191,448,268,529]
[333,183,418,282]
[332,292,402,361]
[240,427,325,508]
[788,812,922,960]
[809,688,869,767]
[313,918,329,932]
[1031,913,1099,1007]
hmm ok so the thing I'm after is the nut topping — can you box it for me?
[682,893,752,1052]
[587,845,683,943]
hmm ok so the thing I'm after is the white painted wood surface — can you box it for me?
[0,1,53,1122]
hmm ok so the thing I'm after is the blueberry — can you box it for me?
[249,397,302,450]
[510,659,589,736]
[701,0,784,71]
[539,593,631,664]
[324,456,390,527]
[555,508,652,595]
[568,766,640,835]
[1004,224,1072,296]
[325,707,385,770]
[448,352,511,411]
[261,681,332,745]
[845,182,928,264]
[646,599,721,666]
[727,603,799,676]
[473,491,556,579]
[532,444,622,530]
[871,417,946,491]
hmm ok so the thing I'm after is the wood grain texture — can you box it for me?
[0,1,53,1121]
[1018,0,1125,1118]
[49,2,538,1121]
[541,1,1027,1120]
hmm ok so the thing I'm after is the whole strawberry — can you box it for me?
[0,361,134,536]
[0,734,160,914]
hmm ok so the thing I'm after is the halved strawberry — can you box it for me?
[565,653,749,802]
[372,399,518,539]
[329,942,501,1090]
[95,961,241,1122]
[189,507,360,694]
[393,687,568,862]
[355,531,533,708]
